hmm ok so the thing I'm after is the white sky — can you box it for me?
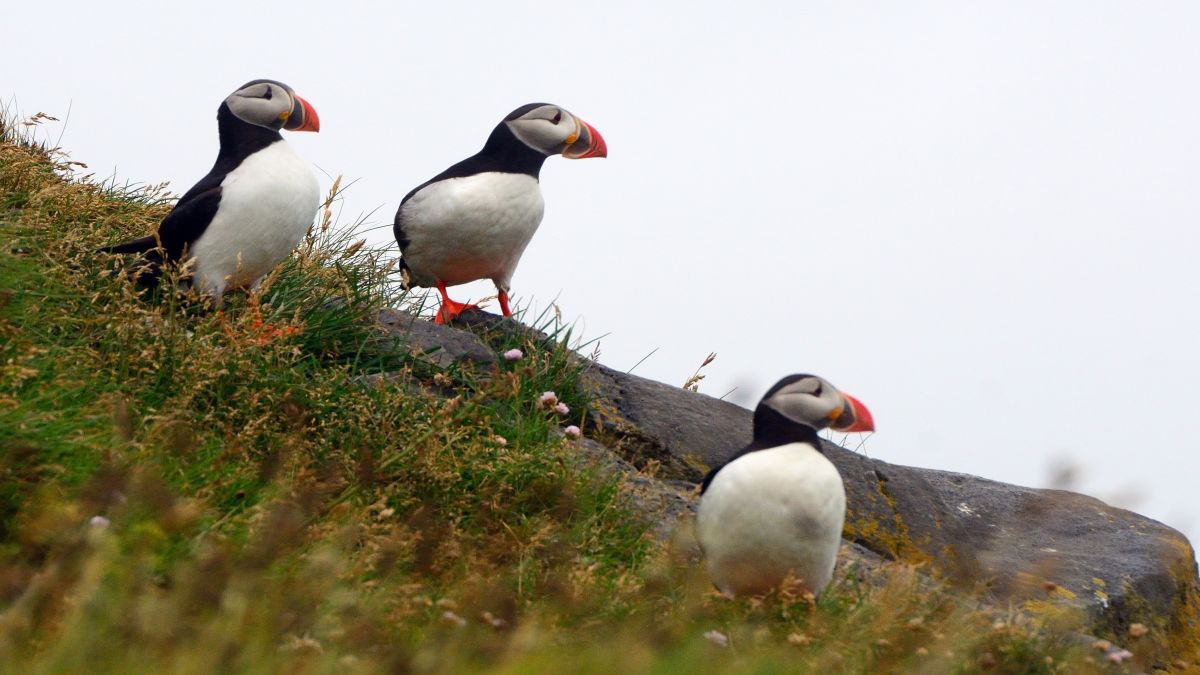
[8,1,1198,549]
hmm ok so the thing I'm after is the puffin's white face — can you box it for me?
[505,103,607,158]
[224,79,320,132]
[761,374,875,432]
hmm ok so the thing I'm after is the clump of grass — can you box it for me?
[0,108,1192,673]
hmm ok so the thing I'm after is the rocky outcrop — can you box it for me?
[376,309,1200,645]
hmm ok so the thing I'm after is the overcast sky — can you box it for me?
[8,1,1197,551]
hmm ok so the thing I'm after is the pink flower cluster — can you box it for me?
[538,391,570,415]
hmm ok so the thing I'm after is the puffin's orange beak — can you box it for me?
[285,95,320,132]
[832,393,875,433]
[563,118,606,159]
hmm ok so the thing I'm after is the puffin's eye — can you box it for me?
[550,111,562,124]
[811,383,823,397]
[261,86,273,100]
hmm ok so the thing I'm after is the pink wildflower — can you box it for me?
[564,425,581,439]
[502,348,523,361]
[704,630,729,648]
[554,402,570,415]
[538,391,558,408]
[1107,649,1134,664]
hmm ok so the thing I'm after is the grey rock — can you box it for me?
[578,360,752,480]
[568,435,697,542]
[377,308,496,368]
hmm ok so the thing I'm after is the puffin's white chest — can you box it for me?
[695,443,846,596]
[398,172,544,289]
[191,140,319,295]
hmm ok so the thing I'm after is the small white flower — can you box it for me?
[503,348,524,361]
[704,630,729,648]
[89,515,110,529]
[492,435,508,446]
[538,391,558,408]
[564,425,581,439]
[554,402,570,415]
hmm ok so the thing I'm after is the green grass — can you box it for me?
[0,111,1187,673]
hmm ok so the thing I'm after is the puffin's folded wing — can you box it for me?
[98,187,223,262]
[154,186,223,261]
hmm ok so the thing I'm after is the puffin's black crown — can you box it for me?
[504,102,553,121]
[760,374,818,402]
[235,78,293,93]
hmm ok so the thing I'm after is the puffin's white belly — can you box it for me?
[191,140,319,296]
[399,172,544,290]
[695,443,846,596]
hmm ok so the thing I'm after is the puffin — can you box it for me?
[393,102,607,324]
[100,79,320,302]
[695,374,875,597]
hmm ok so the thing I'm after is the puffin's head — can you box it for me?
[759,374,875,433]
[224,79,319,132]
[503,103,607,159]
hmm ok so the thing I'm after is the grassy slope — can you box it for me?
[0,116,1187,673]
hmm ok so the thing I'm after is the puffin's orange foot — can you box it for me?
[434,299,480,325]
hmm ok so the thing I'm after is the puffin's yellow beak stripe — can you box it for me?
[564,117,581,146]
[827,405,843,424]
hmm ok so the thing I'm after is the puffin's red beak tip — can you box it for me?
[839,393,875,433]
[583,121,607,158]
[294,95,320,133]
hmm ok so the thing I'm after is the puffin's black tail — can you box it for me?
[98,234,158,255]
[98,235,166,288]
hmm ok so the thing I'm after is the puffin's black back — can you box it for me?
[699,402,824,494]
[393,110,551,256]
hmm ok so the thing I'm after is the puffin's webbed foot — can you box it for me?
[434,298,480,324]
[434,280,479,324]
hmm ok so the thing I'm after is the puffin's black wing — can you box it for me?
[393,193,415,253]
[99,186,222,288]
[100,187,222,259]
[392,189,418,287]
[154,186,223,261]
